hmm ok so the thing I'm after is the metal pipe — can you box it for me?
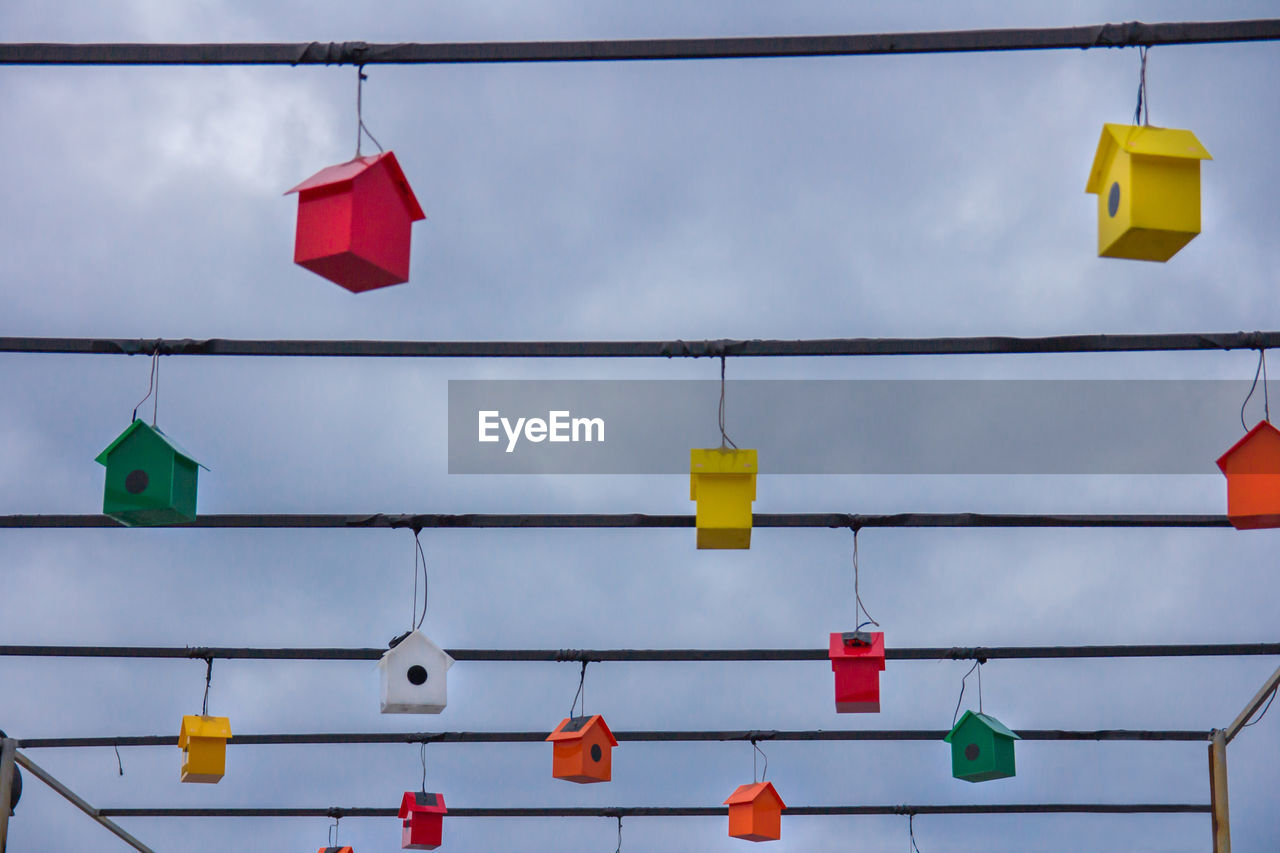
[1223,662,1280,743]
[12,751,155,853]
[0,739,14,853]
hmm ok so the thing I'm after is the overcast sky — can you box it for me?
[2,2,1279,851]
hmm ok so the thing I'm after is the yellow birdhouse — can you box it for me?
[178,715,232,784]
[1085,123,1211,262]
[689,447,757,549]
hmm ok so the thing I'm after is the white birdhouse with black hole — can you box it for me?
[378,630,455,714]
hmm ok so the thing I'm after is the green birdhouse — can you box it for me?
[95,420,206,527]
[944,710,1020,782]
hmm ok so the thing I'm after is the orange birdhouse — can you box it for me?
[318,848,354,853]
[546,714,617,784]
[829,630,886,713]
[285,151,426,293]
[724,781,786,842]
[1216,420,1280,529]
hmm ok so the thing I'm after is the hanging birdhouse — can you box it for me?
[690,448,758,549]
[1216,420,1280,529]
[399,791,447,850]
[378,630,455,714]
[178,714,232,784]
[546,714,617,783]
[724,781,786,842]
[318,848,354,853]
[285,151,426,293]
[944,710,1020,783]
[1085,123,1211,262]
[95,420,205,527]
[828,631,886,713]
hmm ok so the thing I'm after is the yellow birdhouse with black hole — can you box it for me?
[178,714,231,783]
[690,447,757,549]
[1085,123,1211,262]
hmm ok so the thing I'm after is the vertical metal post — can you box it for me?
[0,737,16,853]
[1209,729,1230,853]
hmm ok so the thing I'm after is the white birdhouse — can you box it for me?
[377,630,455,714]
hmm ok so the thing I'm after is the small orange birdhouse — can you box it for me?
[1216,420,1280,529]
[318,847,354,853]
[724,781,786,842]
[286,151,426,293]
[828,630,886,713]
[545,714,617,784]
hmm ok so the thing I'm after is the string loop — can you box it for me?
[201,656,214,716]
[1133,46,1150,126]
[355,65,385,158]
[1241,349,1271,431]
[570,660,589,718]
[131,344,161,425]
[717,356,738,450]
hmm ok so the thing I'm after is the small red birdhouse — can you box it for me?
[1217,420,1280,529]
[399,791,446,850]
[828,631,885,713]
[545,714,617,784]
[285,151,426,293]
[724,781,786,842]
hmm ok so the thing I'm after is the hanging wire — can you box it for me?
[200,657,213,716]
[1241,349,1271,431]
[131,346,161,425]
[1133,46,1150,126]
[908,813,923,852]
[329,815,341,847]
[717,356,738,450]
[419,741,429,793]
[751,739,768,783]
[113,741,124,776]
[411,529,428,631]
[1242,684,1278,729]
[355,65,385,159]
[951,660,983,726]
[570,661,588,718]
[614,815,623,853]
[851,528,879,632]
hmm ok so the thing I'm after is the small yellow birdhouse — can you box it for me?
[690,447,757,549]
[1085,123,1211,262]
[178,715,232,784]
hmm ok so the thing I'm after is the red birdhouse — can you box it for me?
[724,781,786,842]
[1217,420,1280,529]
[828,631,885,713]
[399,791,446,850]
[285,151,426,293]
[545,714,617,783]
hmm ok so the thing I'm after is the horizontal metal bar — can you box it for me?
[0,331,1277,358]
[94,803,1211,818]
[2,20,1278,66]
[12,751,155,852]
[0,513,1234,530]
[17,729,1211,749]
[1,643,1276,663]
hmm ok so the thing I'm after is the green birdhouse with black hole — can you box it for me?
[944,710,1020,783]
[95,420,206,526]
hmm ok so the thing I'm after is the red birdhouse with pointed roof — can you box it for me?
[546,714,617,783]
[724,781,786,842]
[1217,420,1280,529]
[828,630,885,713]
[285,151,426,293]
[399,791,446,850]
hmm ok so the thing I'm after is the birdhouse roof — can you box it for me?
[1086,123,1212,193]
[723,781,786,810]
[944,710,1020,743]
[285,151,426,221]
[318,847,354,853]
[1216,419,1280,473]
[828,630,885,661]
[399,790,447,818]
[376,629,455,670]
[545,714,618,746]
[178,714,232,746]
[94,419,205,468]
[690,447,758,475]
